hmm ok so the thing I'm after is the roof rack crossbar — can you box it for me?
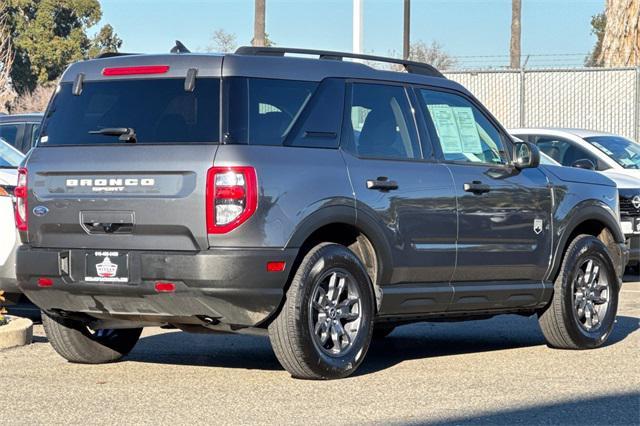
[234,46,445,78]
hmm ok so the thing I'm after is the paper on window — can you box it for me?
[452,107,482,154]
[427,105,463,154]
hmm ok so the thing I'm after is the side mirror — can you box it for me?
[513,141,540,169]
[571,159,596,170]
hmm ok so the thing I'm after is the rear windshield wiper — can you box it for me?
[89,127,137,143]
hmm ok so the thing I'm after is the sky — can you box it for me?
[92,0,605,68]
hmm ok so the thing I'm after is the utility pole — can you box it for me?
[403,0,410,60]
[353,0,363,54]
[253,0,266,47]
[510,0,521,68]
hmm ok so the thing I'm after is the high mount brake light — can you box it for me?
[102,65,170,76]
[14,167,27,231]
[206,166,257,234]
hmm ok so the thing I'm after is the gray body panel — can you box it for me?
[15,50,628,328]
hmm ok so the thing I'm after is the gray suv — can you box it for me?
[16,46,628,379]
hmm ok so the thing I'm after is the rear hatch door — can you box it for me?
[25,55,222,251]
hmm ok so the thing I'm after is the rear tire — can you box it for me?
[42,311,142,364]
[538,234,619,349]
[268,243,375,380]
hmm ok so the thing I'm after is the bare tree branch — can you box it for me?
[0,4,16,111]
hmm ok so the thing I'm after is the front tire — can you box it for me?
[268,243,375,380]
[538,234,619,349]
[42,311,142,364]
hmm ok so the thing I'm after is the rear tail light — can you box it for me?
[14,167,28,231]
[206,166,257,234]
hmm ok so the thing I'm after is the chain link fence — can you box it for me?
[445,67,640,141]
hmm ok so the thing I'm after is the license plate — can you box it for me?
[85,251,129,283]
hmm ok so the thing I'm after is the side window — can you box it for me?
[345,83,421,160]
[0,124,20,148]
[533,136,605,170]
[226,78,318,146]
[418,89,508,164]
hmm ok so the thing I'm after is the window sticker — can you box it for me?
[452,107,482,154]
[427,104,463,154]
[591,141,613,156]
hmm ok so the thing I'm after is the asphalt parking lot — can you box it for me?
[2,276,639,425]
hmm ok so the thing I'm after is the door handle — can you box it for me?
[366,177,399,191]
[463,181,491,194]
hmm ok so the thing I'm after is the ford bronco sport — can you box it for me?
[16,46,628,379]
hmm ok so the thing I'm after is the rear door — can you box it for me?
[25,65,222,252]
[341,81,457,314]
[416,87,552,310]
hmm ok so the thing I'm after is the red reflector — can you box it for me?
[267,261,286,272]
[38,278,53,287]
[102,65,170,76]
[216,186,246,200]
[155,282,175,292]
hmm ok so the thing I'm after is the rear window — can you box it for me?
[40,78,220,145]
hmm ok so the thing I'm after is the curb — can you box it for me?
[0,316,34,350]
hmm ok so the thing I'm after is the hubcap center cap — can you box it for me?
[328,307,337,319]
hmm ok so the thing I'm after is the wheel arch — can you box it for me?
[285,206,393,312]
[549,204,625,283]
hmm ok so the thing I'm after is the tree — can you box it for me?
[408,41,458,70]
[596,0,640,67]
[0,5,16,110]
[585,13,606,67]
[88,24,123,58]
[5,0,121,94]
[252,0,266,47]
[510,0,521,68]
[206,29,237,53]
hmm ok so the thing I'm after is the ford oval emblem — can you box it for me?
[33,206,49,217]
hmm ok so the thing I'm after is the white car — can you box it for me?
[0,138,25,300]
[509,128,640,268]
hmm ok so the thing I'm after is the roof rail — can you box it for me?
[234,46,445,78]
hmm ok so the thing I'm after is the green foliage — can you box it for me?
[5,0,121,94]
[585,12,606,67]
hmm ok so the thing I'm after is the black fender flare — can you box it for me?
[285,205,394,288]
[549,203,625,281]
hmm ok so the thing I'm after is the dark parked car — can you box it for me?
[0,113,44,154]
[16,46,628,379]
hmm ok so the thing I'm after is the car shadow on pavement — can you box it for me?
[355,314,638,376]
[413,391,640,425]
[122,314,638,375]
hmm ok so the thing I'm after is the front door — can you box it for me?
[341,82,457,314]
[417,87,552,310]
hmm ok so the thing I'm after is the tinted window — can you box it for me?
[584,135,640,169]
[419,89,507,164]
[30,123,41,148]
[345,83,421,160]
[40,78,220,145]
[226,78,318,146]
[0,124,20,148]
[531,136,607,170]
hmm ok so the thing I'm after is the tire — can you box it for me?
[268,243,375,380]
[538,234,619,349]
[372,324,396,339]
[42,311,142,364]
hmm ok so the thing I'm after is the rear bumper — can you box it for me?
[17,246,297,327]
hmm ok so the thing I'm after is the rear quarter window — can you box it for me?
[40,78,220,145]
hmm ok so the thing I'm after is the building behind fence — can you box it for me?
[444,67,640,141]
